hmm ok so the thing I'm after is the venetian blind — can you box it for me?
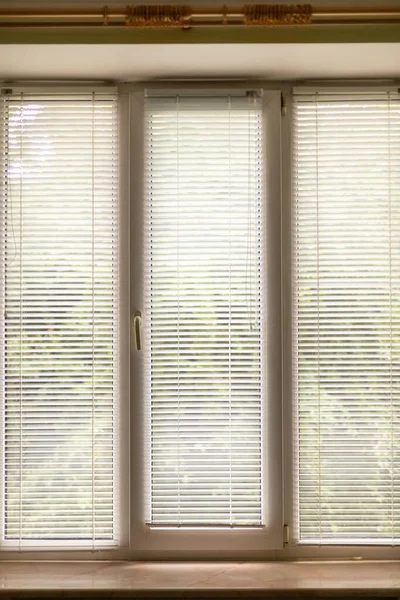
[0,90,119,547]
[145,93,264,526]
[293,89,400,544]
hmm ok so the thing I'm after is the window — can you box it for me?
[292,88,400,545]
[0,82,400,557]
[145,93,264,527]
[0,89,119,549]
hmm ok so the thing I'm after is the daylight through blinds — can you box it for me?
[145,93,264,525]
[293,90,400,544]
[0,91,119,547]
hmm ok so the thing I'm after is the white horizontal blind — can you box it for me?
[293,90,400,544]
[145,93,264,526]
[0,91,119,547]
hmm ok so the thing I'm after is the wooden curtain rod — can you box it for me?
[0,4,399,28]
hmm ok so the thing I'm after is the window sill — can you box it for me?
[0,560,399,598]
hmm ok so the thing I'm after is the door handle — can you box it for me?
[132,310,142,351]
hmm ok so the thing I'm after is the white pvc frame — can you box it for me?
[128,85,283,558]
[0,80,399,560]
[0,83,130,559]
[281,82,400,562]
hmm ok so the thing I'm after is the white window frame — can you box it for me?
[0,83,130,560]
[281,82,400,562]
[0,80,399,560]
[128,85,283,558]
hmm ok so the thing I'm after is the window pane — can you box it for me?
[0,92,119,547]
[293,90,400,544]
[145,94,264,526]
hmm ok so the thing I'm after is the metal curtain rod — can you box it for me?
[0,4,399,28]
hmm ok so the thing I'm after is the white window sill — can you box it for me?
[0,561,399,597]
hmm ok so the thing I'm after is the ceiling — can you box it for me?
[0,43,399,82]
